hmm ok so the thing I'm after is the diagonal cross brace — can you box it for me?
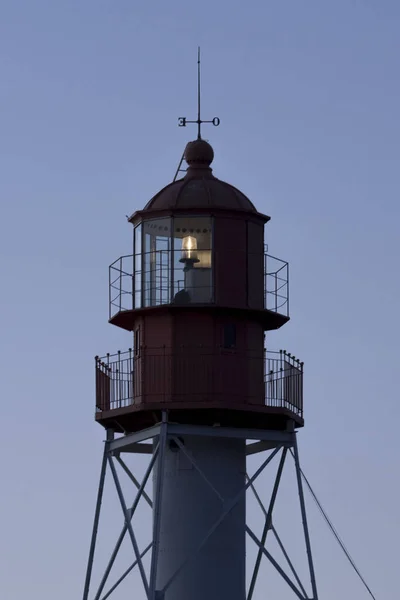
[171,435,224,502]
[246,526,308,600]
[115,455,153,508]
[271,526,308,598]
[108,456,150,598]
[100,542,153,600]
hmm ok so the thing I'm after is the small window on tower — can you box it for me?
[223,324,236,349]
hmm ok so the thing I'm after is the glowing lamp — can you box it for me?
[180,235,199,264]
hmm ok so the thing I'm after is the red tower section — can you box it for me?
[96,139,303,433]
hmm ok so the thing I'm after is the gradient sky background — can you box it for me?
[0,1,399,598]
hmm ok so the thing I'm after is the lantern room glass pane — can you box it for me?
[133,216,213,309]
[142,218,172,307]
[172,216,213,304]
[134,224,142,308]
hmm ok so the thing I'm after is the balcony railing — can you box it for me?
[264,254,289,315]
[95,348,303,418]
[109,252,288,319]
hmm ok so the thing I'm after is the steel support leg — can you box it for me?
[82,431,112,600]
[293,434,319,600]
[149,415,168,599]
[247,447,287,600]
[94,446,159,600]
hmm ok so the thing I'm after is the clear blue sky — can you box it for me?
[0,1,398,598]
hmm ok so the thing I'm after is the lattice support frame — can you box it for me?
[82,416,318,600]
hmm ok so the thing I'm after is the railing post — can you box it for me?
[108,266,112,320]
[95,356,99,410]
[264,253,267,309]
[119,258,123,312]
[128,348,133,406]
[286,261,289,317]
[117,350,122,410]
[131,254,134,310]
[300,361,304,418]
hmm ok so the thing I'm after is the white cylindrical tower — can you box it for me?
[154,436,246,600]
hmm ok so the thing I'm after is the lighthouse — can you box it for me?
[83,136,318,600]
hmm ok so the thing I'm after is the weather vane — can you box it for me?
[178,47,220,140]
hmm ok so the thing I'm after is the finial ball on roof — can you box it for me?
[185,139,214,167]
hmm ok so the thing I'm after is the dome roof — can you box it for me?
[142,139,257,213]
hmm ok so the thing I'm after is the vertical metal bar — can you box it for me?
[150,237,156,307]
[264,252,267,309]
[108,456,150,599]
[95,357,99,410]
[131,253,134,310]
[170,221,174,303]
[293,434,319,600]
[211,217,215,303]
[271,526,308,598]
[119,258,122,312]
[149,414,168,599]
[129,347,133,406]
[118,351,121,409]
[300,362,304,417]
[155,250,162,305]
[108,265,112,319]
[247,447,287,600]
[133,231,136,309]
[82,431,112,600]
[163,345,166,403]
[141,224,144,308]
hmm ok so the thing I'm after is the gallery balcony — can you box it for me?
[95,348,303,433]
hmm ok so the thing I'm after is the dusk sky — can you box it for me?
[0,1,399,598]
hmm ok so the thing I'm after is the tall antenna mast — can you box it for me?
[178,47,220,140]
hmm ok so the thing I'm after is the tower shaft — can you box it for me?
[154,436,246,600]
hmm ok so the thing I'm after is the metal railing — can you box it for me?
[264,254,289,316]
[265,349,303,416]
[109,251,289,319]
[95,348,303,417]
